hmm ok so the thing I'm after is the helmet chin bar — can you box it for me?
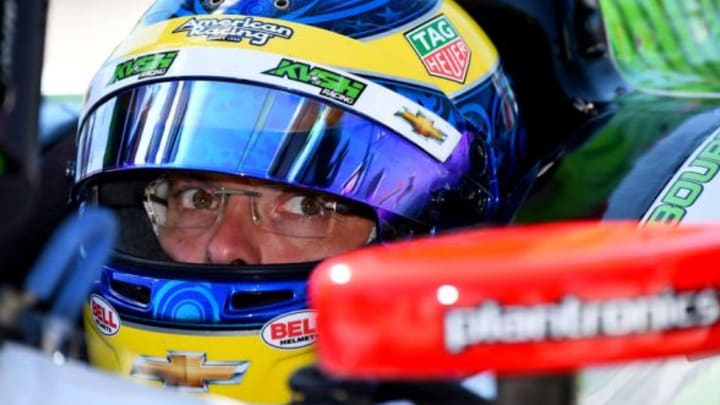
[109,252,318,280]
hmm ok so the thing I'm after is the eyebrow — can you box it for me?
[167,178,217,188]
[162,176,363,209]
[166,174,267,188]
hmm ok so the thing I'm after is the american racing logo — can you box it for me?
[90,294,121,336]
[405,15,471,83]
[444,288,720,353]
[261,310,317,349]
[263,59,367,105]
[110,51,178,84]
[173,16,293,46]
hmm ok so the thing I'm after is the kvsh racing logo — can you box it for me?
[110,51,178,84]
[262,58,367,105]
[173,16,293,46]
[444,288,720,353]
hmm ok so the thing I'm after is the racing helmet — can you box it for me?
[73,0,523,403]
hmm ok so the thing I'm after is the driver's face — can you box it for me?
[150,174,376,265]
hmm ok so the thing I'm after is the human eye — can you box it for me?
[277,194,330,218]
[174,187,220,210]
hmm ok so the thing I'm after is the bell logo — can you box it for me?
[90,294,120,336]
[261,310,317,349]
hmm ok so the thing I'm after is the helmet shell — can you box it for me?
[75,1,524,403]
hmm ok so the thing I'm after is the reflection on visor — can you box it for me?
[78,79,383,183]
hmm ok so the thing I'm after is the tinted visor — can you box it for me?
[76,80,453,229]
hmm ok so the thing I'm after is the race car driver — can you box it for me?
[72,0,530,403]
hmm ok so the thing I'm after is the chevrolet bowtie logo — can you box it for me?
[131,351,250,391]
[395,107,448,142]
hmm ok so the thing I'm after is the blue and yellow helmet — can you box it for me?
[73,0,524,403]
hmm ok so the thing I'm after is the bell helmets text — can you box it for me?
[90,294,121,336]
[261,310,317,349]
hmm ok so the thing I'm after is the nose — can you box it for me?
[206,196,262,265]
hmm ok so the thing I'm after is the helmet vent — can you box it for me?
[201,0,224,12]
[110,280,151,305]
[274,0,290,10]
[231,290,294,309]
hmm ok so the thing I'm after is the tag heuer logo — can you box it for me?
[405,15,471,83]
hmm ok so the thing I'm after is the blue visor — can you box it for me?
[76,79,467,224]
